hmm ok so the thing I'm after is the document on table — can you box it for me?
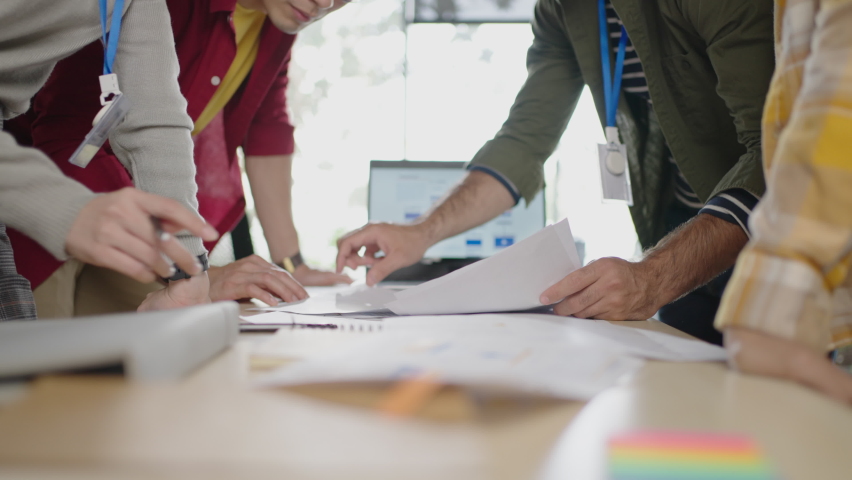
[378,314,728,362]
[255,327,644,401]
[531,315,728,362]
[253,313,726,401]
[386,219,582,315]
[245,283,399,316]
[242,311,385,332]
[594,321,728,362]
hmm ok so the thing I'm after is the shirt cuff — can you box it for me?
[699,189,760,237]
[242,123,295,156]
[175,233,207,257]
[714,248,835,351]
[467,165,521,205]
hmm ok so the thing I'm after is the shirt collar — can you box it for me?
[210,0,238,13]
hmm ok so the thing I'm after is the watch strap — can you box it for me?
[276,252,304,273]
[163,254,209,282]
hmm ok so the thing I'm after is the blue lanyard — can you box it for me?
[99,0,126,75]
[598,0,628,128]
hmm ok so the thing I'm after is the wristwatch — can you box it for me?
[163,254,209,282]
[276,252,303,274]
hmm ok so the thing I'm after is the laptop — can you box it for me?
[368,160,546,282]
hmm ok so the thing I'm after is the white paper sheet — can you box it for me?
[255,328,644,401]
[384,314,727,362]
[386,219,581,315]
[247,283,400,315]
[511,315,728,362]
[252,329,377,363]
[252,313,724,401]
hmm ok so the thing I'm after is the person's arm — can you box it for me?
[465,0,587,205]
[336,0,586,284]
[715,1,852,353]
[541,212,747,319]
[109,0,206,260]
[336,170,514,285]
[0,129,216,290]
[245,155,298,262]
[723,328,852,406]
[685,0,775,202]
[240,52,350,286]
[538,0,775,320]
[0,130,96,260]
[245,154,351,286]
[108,0,214,306]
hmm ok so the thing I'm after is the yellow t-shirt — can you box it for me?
[192,4,266,136]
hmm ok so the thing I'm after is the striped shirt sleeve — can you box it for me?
[699,189,760,237]
[0,224,36,321]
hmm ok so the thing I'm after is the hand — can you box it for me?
[207,255,309,305]
[137,273,211,312]
[724,327,852,405]
[539,257,661,320]
[292,264,353,286]
[65,187,219,283]
[336,222,434,286]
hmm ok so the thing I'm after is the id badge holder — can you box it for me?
[69,74,131,168]
[597,126,633,206]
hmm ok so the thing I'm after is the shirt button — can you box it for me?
[211,76,221,86]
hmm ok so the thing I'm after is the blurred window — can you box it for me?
[226,0,638,271]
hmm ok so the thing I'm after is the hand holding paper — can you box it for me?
[540,257,661,320]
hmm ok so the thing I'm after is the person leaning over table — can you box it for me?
[336,0,775,345]
[714,0,852,405]
[0,0,221,316]
[4,0,353,318]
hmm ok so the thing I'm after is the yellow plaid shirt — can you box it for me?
[714,0,852,351]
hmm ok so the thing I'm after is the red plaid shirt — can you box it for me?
[6,0,296,289]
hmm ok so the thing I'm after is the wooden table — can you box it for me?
[0,314,850,479]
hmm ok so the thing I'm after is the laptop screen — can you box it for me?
[368,161,546,259]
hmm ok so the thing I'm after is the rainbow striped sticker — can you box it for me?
[609,431,779,480]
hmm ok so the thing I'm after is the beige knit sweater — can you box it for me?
[0,0,203,260]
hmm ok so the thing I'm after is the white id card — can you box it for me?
[68,94,130,168]
[69,74,130,168]
[597,126,633,205]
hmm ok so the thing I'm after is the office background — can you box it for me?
[209,0,640,271]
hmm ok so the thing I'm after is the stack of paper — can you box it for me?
[255,328,645,401]
[253,314,727,400]
[247,216,727,400]
[386,219,582,315]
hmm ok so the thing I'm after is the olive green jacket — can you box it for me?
[469,0,774,248]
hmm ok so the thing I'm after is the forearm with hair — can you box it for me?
[643,213,748,306]
[414,170,515,245]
